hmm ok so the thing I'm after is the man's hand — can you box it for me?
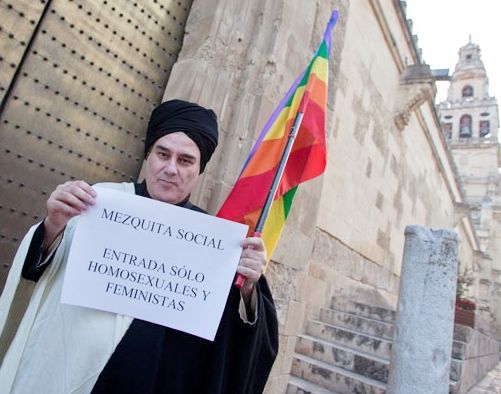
[43,180,96,250]
[237,237,267,305]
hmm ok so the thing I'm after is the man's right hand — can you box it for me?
[43,180,96,249]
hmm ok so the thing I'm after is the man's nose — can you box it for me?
[163,158,178,175]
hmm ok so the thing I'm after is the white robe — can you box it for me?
[0,182,135,394]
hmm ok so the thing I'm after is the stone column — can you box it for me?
[387,225,458,394]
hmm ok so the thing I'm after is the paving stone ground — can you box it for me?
[468,362,501,394]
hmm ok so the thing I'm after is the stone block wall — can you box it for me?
[320,31,459,273]
[161,0,497,392]
[162,1,349,391]
[452,324,501,393]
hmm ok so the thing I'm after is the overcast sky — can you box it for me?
[405,1,501,104]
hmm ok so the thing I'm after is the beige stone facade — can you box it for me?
[163,0,499,392]
[1,0,500,392]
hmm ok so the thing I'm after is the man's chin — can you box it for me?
[150,188,179,204]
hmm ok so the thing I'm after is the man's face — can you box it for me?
[144,132,201,204]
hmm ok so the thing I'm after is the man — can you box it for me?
[0,100,278,393]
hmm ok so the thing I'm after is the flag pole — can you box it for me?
[234,110,305,288]
[232,10,338,289]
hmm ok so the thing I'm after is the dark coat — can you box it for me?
[22,183,279,394]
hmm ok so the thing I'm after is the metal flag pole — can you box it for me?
[234,110,305,288]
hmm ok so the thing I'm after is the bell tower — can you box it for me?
[437,42,500,205]
[437,41,501,326]
[438,41,499,144]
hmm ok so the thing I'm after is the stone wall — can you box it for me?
[452,324,501,393]
[451,145,500,180]
[162,1,348,391]
[314,0,467,308]
[161,0,494,392]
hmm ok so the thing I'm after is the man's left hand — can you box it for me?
[237,237,267,303]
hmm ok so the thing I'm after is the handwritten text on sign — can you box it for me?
[61,187,248,341]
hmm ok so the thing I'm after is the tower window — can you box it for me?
[442,123,452,139]
[462,85,474,97]
[459,115,472,137]
[479,120,490,137]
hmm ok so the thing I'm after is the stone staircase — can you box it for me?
[286,298,478,393]
[287,298,394,393]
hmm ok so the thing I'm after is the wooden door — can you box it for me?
[0,0,193,288]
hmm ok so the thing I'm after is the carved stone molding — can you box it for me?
[453,201,472,226]
[394,64,436,131]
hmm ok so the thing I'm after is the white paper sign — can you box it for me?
[61,187,248,341]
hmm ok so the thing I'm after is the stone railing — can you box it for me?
[449,136,499,145]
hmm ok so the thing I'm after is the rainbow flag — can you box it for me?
[217,11,338,259]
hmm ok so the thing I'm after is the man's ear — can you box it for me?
[137,153,151,183]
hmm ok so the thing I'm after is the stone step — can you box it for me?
[330,297,396,323]
[449,380,459,394]
[289,355,459,394]
[297,333,463,384]
[450,358,461,382]
[453,324,476,342]
[295,334,390,383]
[291,353,386,394]
[306,320,393,359]
[320,308,394,340]
[287,375,342,394]
[452,340,467,360]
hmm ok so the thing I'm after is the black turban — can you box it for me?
[145,99,219,173]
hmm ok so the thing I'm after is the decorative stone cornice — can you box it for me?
[394,64,436,131]
[454,201,471,218]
